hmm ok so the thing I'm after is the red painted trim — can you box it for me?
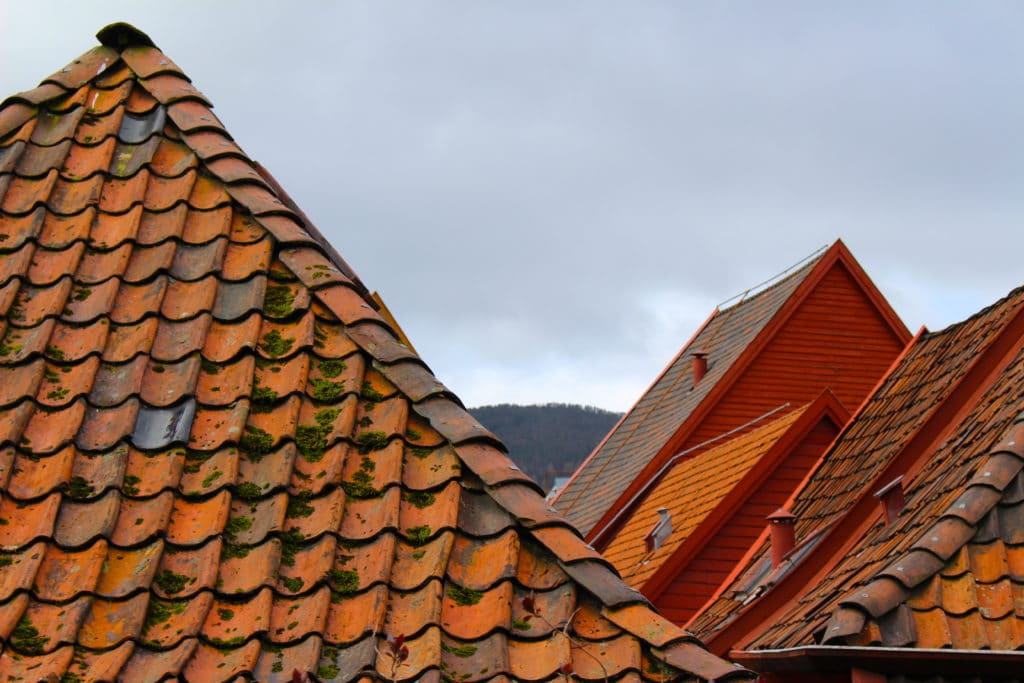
[702,297,1024,655]
[685,325,924,632]
[587,240,907,545]
[830,239,913,347]
[642,390,849,603]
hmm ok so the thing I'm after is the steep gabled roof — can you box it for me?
[604,390,848,599]
[553,254,822,537]
[554,241,909,539]
[689,282,1024,663]
[606,405,809,588]
[0,24,751,682]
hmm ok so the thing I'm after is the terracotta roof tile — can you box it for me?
[0,23,751,682]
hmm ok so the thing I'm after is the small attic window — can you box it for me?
[644,507,673,555]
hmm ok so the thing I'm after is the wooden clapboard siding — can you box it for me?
[655,418,840,624]
[678,261,904,458]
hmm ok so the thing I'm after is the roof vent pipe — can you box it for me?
[691,351,709,385]
[767,508,797,568]
[644,507,673,554]
[874,476,905,525]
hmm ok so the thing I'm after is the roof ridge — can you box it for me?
[822,414,1024,643]
[716,244,827,313]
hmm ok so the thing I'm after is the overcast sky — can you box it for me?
[3,3,1023,411]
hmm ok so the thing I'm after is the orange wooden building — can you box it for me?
[553,240,911,623]
[689,282,1024,682]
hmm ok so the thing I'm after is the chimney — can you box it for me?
[874,476,905,525]
[691,351,709,385]
[767,508,797,568]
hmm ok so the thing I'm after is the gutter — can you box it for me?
[732,645,1024,678]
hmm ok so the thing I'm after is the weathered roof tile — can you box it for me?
[0,23,751,683]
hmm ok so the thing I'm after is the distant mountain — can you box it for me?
[468,403,622,492]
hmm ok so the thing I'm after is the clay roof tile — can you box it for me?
[0,23,751,682]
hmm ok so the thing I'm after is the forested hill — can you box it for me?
[467,403,622,492]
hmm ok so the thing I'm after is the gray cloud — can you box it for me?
[4,2,1023,409]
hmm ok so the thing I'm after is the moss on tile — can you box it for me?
[183,449,212,474]
[259,329,295,358]
[317,358,347,378]
[311,378,345,402]
[446,584,484,606]
[405,429,422,441]
[281,575,305,592]
[360,381,384,403]
[511,618,532,631]
[279,529,306,567]
[240,425,274,459]
[355,430,388,454]
[217,608,235,621]
[144,598,186,628]
[122,474,141,496]
[236,482,262,500]
[403,491,435,509]
[250,385,277,413]
[406,525,431,546]
[10,615,49,655]
[442,643,478,658]
[67,476,94,499]
[295,424,328,463]
[317,664,341,680]
[223,515,253,540]
[221,543,250,560]
[154,569,195,595]
[286,495,315,518]
[201,468,223,488]
[409,446,433,459]
[327,568,359,600]
[263,284,295,318]
[46,386,69,401]
[201,358,221,374]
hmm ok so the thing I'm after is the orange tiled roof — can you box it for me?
[604,405,808,588]
[554,256,822,537]
[0,24,752,682]
[690,283,1024,654]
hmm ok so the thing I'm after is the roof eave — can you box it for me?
[732,644,1024,678]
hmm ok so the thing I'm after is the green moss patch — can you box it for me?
[403,491,436,509]
[406,525,431,546]
[154,569,195,595]
[259,330,295,358]
[311,378,345,402]
[317,359,347,378]
[10,615,49,654]
[355,430,388,454]
[263,285,296,318]
[446,584,484,606]
[360,381,384,403]
[240,425,274,459]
